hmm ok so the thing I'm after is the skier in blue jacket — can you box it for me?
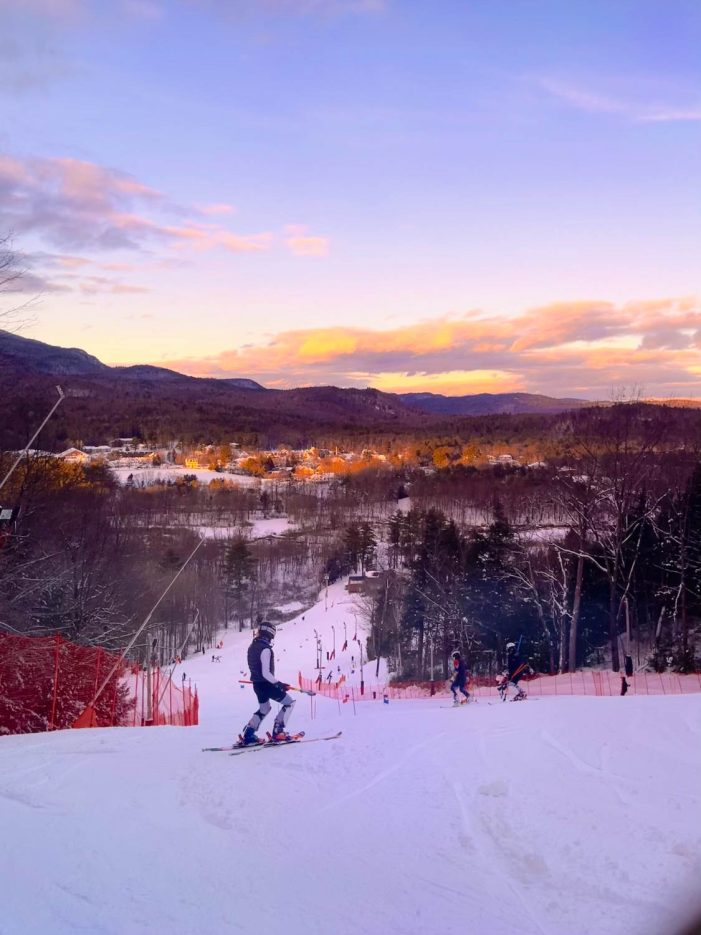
[450,650,470,705]
[240,622,295,745]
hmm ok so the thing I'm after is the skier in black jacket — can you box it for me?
[450,650,470,705]
[502,642,532,700]
[240,622,295,745]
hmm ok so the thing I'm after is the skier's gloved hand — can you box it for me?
[275,681,290,692]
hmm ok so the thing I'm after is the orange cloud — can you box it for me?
[154,295,701,397]
[371,369,523,395]
[298,331,358,360]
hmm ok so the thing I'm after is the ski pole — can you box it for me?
[237,679,316,697]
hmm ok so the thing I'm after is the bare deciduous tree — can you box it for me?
[1,234,35,331]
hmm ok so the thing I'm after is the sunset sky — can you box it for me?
[1,0,700,397]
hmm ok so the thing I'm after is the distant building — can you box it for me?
[56,448,89,463]
[346,574,383,595]
[346,575,366,594]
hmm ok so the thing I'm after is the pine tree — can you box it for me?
[221,538,255,631]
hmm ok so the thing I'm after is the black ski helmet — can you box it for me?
[258,621,276,642]
[451,650,461,659]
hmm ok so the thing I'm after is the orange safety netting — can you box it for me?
[0,632,198,735]
[298,669,701,701]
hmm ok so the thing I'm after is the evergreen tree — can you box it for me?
[221,538,255,631]
[343,523,362,572]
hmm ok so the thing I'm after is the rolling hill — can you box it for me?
[0,330,594,448]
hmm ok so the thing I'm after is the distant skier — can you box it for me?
[501,642,532,700]
[240,622,295,745]
[450,650,470,705]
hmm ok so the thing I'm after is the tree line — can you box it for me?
[360,408,701,679]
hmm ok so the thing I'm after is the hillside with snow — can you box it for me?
[2,581,701,935]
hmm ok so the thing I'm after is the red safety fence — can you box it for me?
[128,666,199,728]
[298,669,701,702]
[0,632,198,735]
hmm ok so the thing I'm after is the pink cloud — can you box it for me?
[285,224,330,257]
[3,0,84,17]
[0,152,275,260]
[197,202,235,216]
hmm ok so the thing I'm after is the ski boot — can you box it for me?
[238,726,263,747]
[512,690,527,702]
[452,697,460,707]
[270,729,293,743]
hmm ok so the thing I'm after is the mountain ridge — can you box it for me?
[398,390,589,416]
[0,330,588,415]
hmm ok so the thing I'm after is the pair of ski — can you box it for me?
[488,695,537,704]
[202,730,342,756]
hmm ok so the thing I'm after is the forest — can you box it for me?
[0,402,699,683]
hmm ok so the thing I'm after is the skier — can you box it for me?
[449,650,470,705]
[502,642,532,700]
[240,621,296,745]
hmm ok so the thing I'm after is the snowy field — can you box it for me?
[110,464,263,487]
[1,582,701,935]
[192,517,300,541]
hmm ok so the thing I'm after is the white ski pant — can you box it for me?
[246,693,295,732]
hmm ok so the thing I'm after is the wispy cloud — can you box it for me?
[121,0,164,20]
[285,224,329,257]
[535,76,701,123]
[6,250,151,296]
[1,0,85,18]
[197,202,235,217]
[0,152,331,297]
[1,0,386,20]
[260,0,387,12]
[0,155,329,256]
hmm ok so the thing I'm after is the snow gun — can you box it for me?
[237,679,317,697]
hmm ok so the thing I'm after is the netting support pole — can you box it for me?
[49,633,61,730]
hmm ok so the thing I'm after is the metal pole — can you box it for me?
[0,385,65,494]
[156,610,199,709]
[146,657,153,725]
[360,641,364,696]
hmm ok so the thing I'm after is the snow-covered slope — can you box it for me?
[1,582,700,935]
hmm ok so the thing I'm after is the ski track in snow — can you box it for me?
[2,577,701,935]
[319,732,447,813]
